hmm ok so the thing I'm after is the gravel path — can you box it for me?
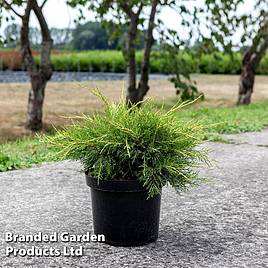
[0,130,268,268]
[0,71,168,83]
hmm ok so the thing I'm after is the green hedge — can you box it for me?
[35,50,129,73]
[32,50,268,74]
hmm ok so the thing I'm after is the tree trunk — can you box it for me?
[136,0,158,103]
[237,21,268,105]
[237,50,256,105]
[20,0,53,131]
[126,17,138,105]
[27,74,47,130]
[126,0,158,106]
[119,2,143,106]
[27,40,53,130]
[26,38,53,130]
[121,1,158,106]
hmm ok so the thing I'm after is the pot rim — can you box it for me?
[85,174,147,192]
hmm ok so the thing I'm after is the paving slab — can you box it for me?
[0,130,268,268]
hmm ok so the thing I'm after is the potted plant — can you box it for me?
[43,89,209,247]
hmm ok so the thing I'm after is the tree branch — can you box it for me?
[3,0,23,18]
[119,2,135,18]
[138,0,159,99]
[32,0,52,41]
[31,0,53,74]
[136,2,144,17]
[40,0,49,9]
[20,0,36,74]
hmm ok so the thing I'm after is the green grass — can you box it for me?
[0,47,14,51]
[1,98,268,173]
[0,137,59,172]
[0,151,20,172]
[204,134,235,144]
[173,99,268,134]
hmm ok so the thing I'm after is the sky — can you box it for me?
[1,0,187,32]
[0,0,256,46]
[38,0,204,33]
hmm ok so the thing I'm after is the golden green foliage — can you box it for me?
[42,89,210,198]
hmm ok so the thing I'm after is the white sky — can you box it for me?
[0,0,257,46]
[1,0,192,32]
[39,0,204,31]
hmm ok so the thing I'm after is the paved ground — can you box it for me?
[0,130,268,268]
[0,71,168,83]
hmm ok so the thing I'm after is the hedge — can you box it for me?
[35,51,263,74]
[2,49,268,74]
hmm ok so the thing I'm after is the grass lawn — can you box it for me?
[160,97,268,134]
[1,74,268,171]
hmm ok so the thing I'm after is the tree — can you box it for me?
[72,21,113,50]
[69,0,231,104]
[2,23,72,49]
[115,0,159,105]
[3,23,20,48]
[70,20,144,50]
[72,21,115,50]
[50,27,73,49]
[238,12,268,105]
[0,0,53,131]
[165,45,204,102]
[68,0,160,105]
[204,0,268,105]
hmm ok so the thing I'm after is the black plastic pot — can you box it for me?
[86,175,161,247]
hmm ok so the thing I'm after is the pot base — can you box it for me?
[102,237,158,247]
[86,176,161,247]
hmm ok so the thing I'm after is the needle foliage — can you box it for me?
[42,90,210,198]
